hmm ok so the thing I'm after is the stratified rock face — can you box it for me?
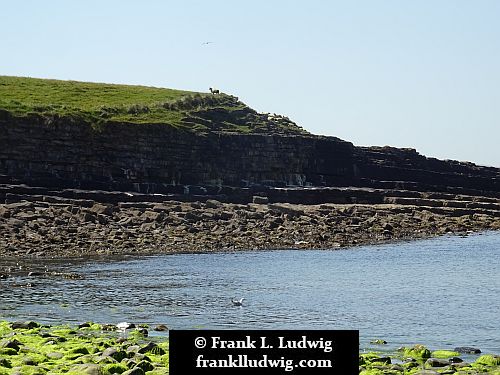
[353,146,500,194]
[0,115,354,191]
[0,114,499,195]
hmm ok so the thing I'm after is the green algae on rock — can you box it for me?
[2,320,500,374]
[430,350,461,359]
[359,346,500,375]
[402,344,432,359]
[0,321,169,374]
[474,354,500,366]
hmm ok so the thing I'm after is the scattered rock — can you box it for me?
[0,207,11,218]
[68,363,101,375]
[0,339,22,352]
[46,352,64,360]
[126,345,140,354]
[454,346,481,354]
[475,354,500,366]
[425,358,450,367]
[122,368,145,375]
[134,360,155,372]
[370,339,387,345]
[153,324,168,332]
[404,344,431,359]
[90,204,114,216]
[102,347,126,362]
[81,212,95,223]
[138,342,165,355]
[135,328,148,337]
[22,357,38,365]
[0,358,11,367]
[141,211,164,222]
[10,321,39,330]
[205,199,222,209]
[370,356,391,364]
[0,189,498,258]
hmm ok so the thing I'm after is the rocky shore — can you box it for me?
[0,186,499,258]
[1,320,499,374]
[358,343,500,375]
[0,320,168,374]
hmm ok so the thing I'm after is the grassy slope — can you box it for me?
[0,76,308,135]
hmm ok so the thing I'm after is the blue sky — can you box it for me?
[2,0,499,166]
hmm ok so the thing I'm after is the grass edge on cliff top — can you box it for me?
[0,75,200,125]
[0,75,309,135]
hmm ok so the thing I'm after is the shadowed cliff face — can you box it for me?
[352,146,500,194]
[0,113,499,196]
[0,114,354,191]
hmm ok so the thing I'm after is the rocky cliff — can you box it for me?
[0,111,498,199]
[0,112,353,192]
[1,77,499,258]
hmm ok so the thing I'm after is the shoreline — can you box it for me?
[0,320,499,374]
[1,197,499,259]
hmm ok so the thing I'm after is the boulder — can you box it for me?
[134,360,154,372]
[475,354,500,366]
[425,358,451,367]
[454,346,481,354]
[153,324,168,332]
[89,204,114,216]
[102,347,127,362]
[122,368,145,375]
[0,339,22,352]
[0,207,11,218]
[68,364,101,375]
[138,342,165,355]
[205,199,222,208]
[10,321,39,330]
[141,211,164,222]
[403,344,431,359]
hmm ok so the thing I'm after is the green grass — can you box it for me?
[0,75,309,135]
[0,76,190,109]
[0,76,195,125]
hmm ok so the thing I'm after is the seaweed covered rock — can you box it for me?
[0,320,169,374]
[475,354,500,366]
[430,350,460,359]
[403,344,432,359]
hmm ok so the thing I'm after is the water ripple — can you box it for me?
[0,232,499,352]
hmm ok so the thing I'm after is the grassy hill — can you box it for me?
[0,76,308,135]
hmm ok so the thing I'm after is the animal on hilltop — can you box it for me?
[209,87,220,95]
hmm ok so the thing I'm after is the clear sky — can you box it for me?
[2,0,499,167]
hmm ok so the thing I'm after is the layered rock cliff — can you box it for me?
[1,77,499,258]
[0,111,498,199]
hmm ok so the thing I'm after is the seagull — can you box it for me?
[231,298,245,307]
